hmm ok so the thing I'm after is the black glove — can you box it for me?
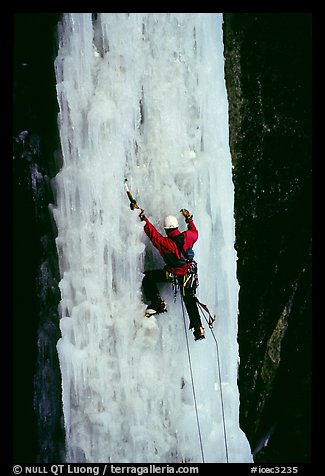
[180,209,193,223]
[139,209,146,221]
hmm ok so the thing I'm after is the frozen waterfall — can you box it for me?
[52,13,253,463]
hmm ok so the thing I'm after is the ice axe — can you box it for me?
[124,178,140,210]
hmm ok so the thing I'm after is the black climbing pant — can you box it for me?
[142,269,202,330]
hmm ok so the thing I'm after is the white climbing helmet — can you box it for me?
[164,215,179,229]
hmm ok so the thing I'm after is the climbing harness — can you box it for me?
[167,263,198,301]
[167,265,199,300]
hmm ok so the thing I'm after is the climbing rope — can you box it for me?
[197,305,229,463]
[175,276,229,463]
[180,296,205,464]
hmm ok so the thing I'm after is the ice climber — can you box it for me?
[138,208,205,341]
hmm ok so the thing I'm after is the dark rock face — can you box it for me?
[223,14,312,462]
[13,13,65,463]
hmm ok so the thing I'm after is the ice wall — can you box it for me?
[53,13,253,463]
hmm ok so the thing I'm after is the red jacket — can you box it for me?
[143,216,198,275]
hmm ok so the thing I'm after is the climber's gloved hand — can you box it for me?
[139,209,146,221]
[180,208,193,223]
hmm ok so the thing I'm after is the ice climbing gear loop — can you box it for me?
[167,265,199,299]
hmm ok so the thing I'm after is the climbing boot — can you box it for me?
[145,298,167,317]
[193,325,205,341]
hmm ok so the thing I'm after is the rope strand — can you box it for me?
[198,306,229,463]
[180,296,205,463]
